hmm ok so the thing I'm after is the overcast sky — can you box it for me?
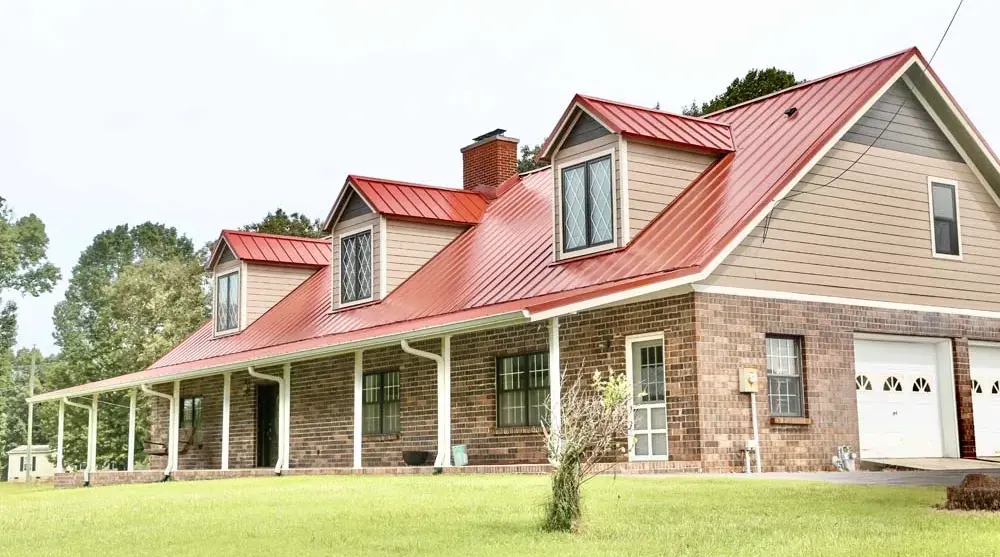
[3,0,996,354]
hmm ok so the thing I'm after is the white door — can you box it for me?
[854,339,946,459]
[629,337,667,460]
[970,345,1000,458]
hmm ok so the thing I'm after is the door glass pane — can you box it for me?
[633,341,665,403]
[651,433,667,456]
[587,157,613,244]
[650,407,666,430]
[634,434,649,456]
[634,408,648,430]
[562,166,587,250]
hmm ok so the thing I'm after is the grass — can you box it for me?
[1,475,998,557]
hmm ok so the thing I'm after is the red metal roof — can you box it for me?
[39,48,938,400]
[220,230,329,267]
[539,94,735,159]
[347,175,488,225]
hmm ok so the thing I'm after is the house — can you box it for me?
[6,445,56,482]
[29,47,1000,487]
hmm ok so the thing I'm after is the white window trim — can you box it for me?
[213,268,242,336]
[555,146,618,260]
[338,224,375,308]
[625,332,668,462]
[927,176,963,261]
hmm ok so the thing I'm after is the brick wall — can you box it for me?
[461,136,518,190]
[694,292,996,472]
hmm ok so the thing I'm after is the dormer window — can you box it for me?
[215,270,240,333]
[340,229,373,305]
[561,154,614,253]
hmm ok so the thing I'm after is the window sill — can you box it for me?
[492,426,544,436]
[363,433,401,442]
[770,416,811,426]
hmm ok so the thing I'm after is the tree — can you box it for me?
[543,367,632,532]
[242,208,323,238]
[49,223,207,468]
[517,144,543,174]
[682,67,798,116]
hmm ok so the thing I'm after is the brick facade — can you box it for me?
[461,135,518,191]
[142,291,1000,476]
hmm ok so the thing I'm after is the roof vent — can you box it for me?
[784,107,798,118]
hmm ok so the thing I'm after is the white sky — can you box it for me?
[3,0,996,354]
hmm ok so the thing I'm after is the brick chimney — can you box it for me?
[461,129,518,194]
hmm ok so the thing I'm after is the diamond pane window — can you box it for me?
[362,371,400,434]
[341,230,372,304]
[215,271,240,333]
[497,352,549,427]
[765,336,804,417]
[561,155,614,252]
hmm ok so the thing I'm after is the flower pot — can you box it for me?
[402,450,430,466]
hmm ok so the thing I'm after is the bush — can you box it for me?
[945,474,1000,512]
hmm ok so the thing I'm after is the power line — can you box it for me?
[761,0,965,241]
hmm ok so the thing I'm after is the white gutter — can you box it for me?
[140,384,176,477]
[29,311,529,404]
[248,366,285,474]
[400,338,452,467]
[62,397,96,484]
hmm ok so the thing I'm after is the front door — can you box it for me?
[629,337,668,460]
[256,384,279,468]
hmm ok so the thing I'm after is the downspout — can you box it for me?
[141,385,176,478]
[248,366,285,474]
[401,338,451,467]
[62,397,96,484]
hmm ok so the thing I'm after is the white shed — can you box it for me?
[6,445,56,482]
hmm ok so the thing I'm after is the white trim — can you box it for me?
[529,277,701,322]
[693,284,1000,320]
[619,136,631,244]
[282,362,291,471]
[379,215,388,298]
[213,268,243,337]
[352,350,363,469]
[221,371,231,471]
[55,400,64,473]
[337,224,375,308]
[127,389,136,472]
[548,317,562,438]
[542,104,615,160]
[625,332,668,462]
[555,146,619,260]
[926,177,963,260]
[322,180,376,232]
[854,332,953,344]
[969,340,1000,348]
[239,261,248,329]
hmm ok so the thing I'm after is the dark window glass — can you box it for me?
[363,371,400,434]
[19,456,24,472]
[496,353,549,427]
[765,336,804,417]
[180,396,203,429]
[341,230,373,303]
[215,272,240,332]
[931,182,960,256]
[633,343,665,404]
[561,155,614,252]
[31,456,36,471]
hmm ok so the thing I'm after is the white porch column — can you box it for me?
[222,372,231,471]
[127,389,136,472]
[56,399,65,473]
[25,401,33,481]
[171,381,180,472]
[441,336,452,467]
[282,363,291,471]
[88,394,98,473]
[353,350,363,469]
[549,317,562,437]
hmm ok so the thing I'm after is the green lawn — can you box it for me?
[1,475,997,557]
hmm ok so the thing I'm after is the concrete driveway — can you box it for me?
[698,470,1000,486]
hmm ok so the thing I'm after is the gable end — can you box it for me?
[562,112,611,149]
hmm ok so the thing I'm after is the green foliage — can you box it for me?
[682,67,798,116]
[517,144,543,174]
[242,208,323,238]
[48,223,207,469]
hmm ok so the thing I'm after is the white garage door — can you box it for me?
[970,344,1000,458]
[854,338,956,459]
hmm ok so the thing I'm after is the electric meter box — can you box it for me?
[739,368,759,393]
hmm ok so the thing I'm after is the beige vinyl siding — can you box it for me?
[553,132,620,260]
[245,264,316,324]
[702,139,1000,311]
[332,212,381,309]
[626,139,715,238]
[384,218,465,295]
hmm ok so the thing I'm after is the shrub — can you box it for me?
[945,474,1000,512]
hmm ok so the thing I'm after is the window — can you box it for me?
[496,353,549,427]
[929,180,960,256]
[765,335,804,417]
[215,271,240,333]
[912,377,931,393]
[362,372,400,434]
[31,456,36,472]
[180,396,203,429]
[856,375,872,391]
[340,230,373,304]
[19,456,24,472]
[883,376,903,392]
[561,154,613,252]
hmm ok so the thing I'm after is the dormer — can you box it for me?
[206,230,329,336]
[539,95,735,261]
[322,174,488,310]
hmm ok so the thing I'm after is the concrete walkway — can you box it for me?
[688,470,1000,486]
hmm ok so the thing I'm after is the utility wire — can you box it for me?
[761,0,965,242]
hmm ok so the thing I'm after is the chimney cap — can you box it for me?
[472,128,507,142]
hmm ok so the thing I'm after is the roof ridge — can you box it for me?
[577,93,731,129]
[704,47,918,119]
[348,174,487,198]
[222,229,330,243]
